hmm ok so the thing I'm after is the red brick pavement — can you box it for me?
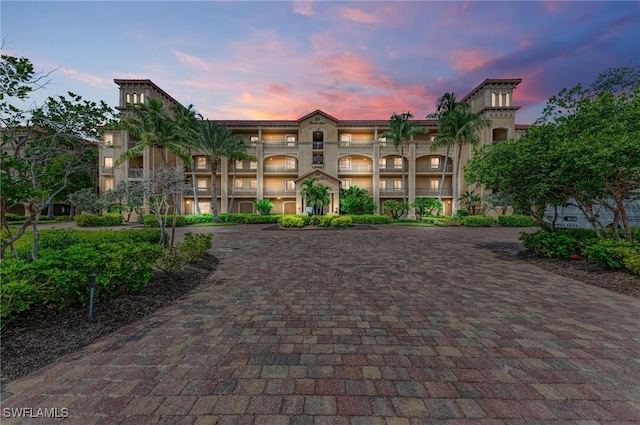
[2,224,639,424]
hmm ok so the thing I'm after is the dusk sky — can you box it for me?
[2,1,639,124]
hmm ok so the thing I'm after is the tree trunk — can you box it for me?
[210,162,218,222]
[47,201,54,219]
[191,166,201,215]
[229,162,237,213]
[401,141,407,208]
[437,145,450,215]
[452,142,463,216]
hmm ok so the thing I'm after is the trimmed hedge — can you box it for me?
[218,213,283,224]
[350,214,391,225]
[331,216,353,228]
[142,214,186,228]
[461,216,496,227]
[5,213,28,222]
[584,239,640,274]
[279,215,305,228]
[497,214,536,227]
[74,213,123,227]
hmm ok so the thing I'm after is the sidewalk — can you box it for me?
[2,225,639,424]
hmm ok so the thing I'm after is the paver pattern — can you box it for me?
[1,225,639,424]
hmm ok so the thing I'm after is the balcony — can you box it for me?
[233,166,258,174]
[128,168,144,179]
[416,164,453,173]
[415,188,453,197]
[338,141,374,149]
[230,188,257,197]
[263,142,298,150]
[264,165,298,174]
[186,165,212,173]
[338,164,373,174]
[379,167,404,174]
[312,142,324,150]
[185,187,221,196]
[379,188,404,196]
[263,188,296,197]
[101,167,114,175]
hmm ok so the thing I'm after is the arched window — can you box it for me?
[125,93,131,103]
[139,92,144,103]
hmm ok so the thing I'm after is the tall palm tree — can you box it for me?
[116,98,192,214]
[431,100,491,215]
[428,93,457,213]
[193,120,242,221]
[300,177,319,214]
[227,137,257,214]
[379,112,427,209]
[172,104,202,215]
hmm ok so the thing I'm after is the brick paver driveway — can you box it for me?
[2,224,639,424]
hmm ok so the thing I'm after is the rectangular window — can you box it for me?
[393,157,403,169]
[104,157,113,168]
[379,158,387,169]
[104,177,114,191]
[378,137,387,146]
[197,178,208,189]
[430,179,440,190]
[196,157,207,168]
[236,160,244,170]
[250,160,258,170]
[235,179,244,189]
[286,135,296,146]
[250,179,257,189]
[339,157,351,169]
[250,136,259,142]
[342,179,351,190]
[393,179,402,190]
[340,133,352,142]
[105,134,114,146]
[430,157,440,169]
[285,157,296,170]
[379,180,387,190]
[312,155,324,165]
[286,179,295,191]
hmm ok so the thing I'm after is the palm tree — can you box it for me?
[312,183,331,215]
[379,112,426,210]
[431,100,491,215]
[228,137,256,214]
[428,93,457,214]
[173,104,202,215]
[193,120,242,221]
[116,98,192,215]
[300,177,319,214]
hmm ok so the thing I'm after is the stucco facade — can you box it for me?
[100,78,527,216]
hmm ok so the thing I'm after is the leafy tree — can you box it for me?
[193,120,242,221]
[254,198,274,215]
[340,185,376,215]
[384,199,409,220]
[1,54,117,259]
[67,188,107,215]
[429,97,491,216]
[458,190,484,215]
[466,65,640,241]
[104,180,144,222]
[145,165,189,246]
[379,112,427,210]
[482,192,514,216]
[411,197,442,220]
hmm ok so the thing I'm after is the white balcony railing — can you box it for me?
[338,164,373,173]
[264,165,298,173]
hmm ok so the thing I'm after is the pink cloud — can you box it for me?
[293,1,314,16]
[340,7,379,24]
[449,49,491,73]
[59,67,110,88]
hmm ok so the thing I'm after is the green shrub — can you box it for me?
[142,214,186,228]
[456,209,470,217]
[331,216,352,228]
[254,199,274,215]
[497,214,536,227]
[0,262,42,321]
[179,232,213,261]
[520,230,578,258]
[184,213,214,224]
[244,214,282,224]
[74,213,123,227]
[584,239,640,274]
[310,215,322,226]
[319,215,335,227]
[279,216,305,228]
[5,213,28,222]
[461,216,495,227]
[350,214,391,225]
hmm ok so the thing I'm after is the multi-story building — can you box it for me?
[100,78,527,216]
